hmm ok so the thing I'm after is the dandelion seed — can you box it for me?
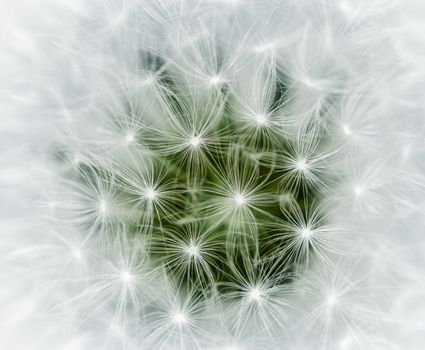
[339,335,354,349]
[73,249,83,261]
[184,243,200,258]
[121,270,132,283]
[354,186,363,197]
[302,76,316,88]
[296,158,309,171]
[171,312,187,325]
[144,188,157,201]
[125,131,135,143]
[342,124,352,136]
[327,293,338,306]
[98,199,108,214]
[339,2,353,15]
[209,75,222,85]
[255,114,267,125]
[72,154,81,165]
[234,193,247,206]
[189,135,202,148]
[300,227,313,239]
[141,76,155,86]
[248,287,263,302]
[253,42,275,53]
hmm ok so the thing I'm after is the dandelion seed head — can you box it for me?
[13,1,421,348]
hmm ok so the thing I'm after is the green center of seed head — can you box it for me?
[140,115,321,295]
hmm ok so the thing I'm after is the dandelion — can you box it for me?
[1,0,424,349]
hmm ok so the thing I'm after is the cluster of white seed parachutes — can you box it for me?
[1,0,425,349]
